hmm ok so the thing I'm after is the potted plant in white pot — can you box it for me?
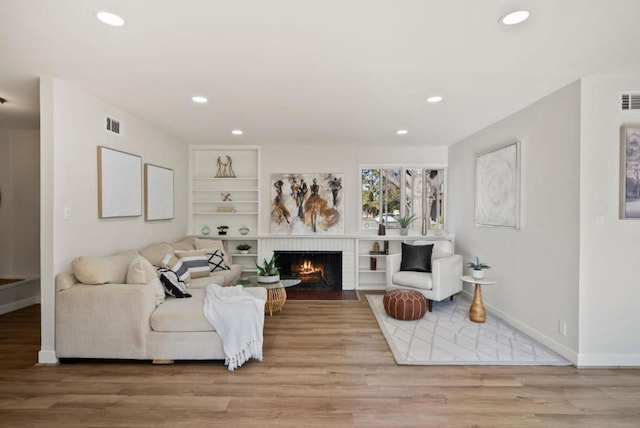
[394,213,417,235]
[467,256,490,279]
[256,254,280,283]
[236,244,251,254]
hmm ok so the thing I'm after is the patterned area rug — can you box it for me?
[367,294,570,366]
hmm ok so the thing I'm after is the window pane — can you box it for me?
[361,169,380,230]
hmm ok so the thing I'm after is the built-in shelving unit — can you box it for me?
[189,145,261,239]
[190,145,261,274]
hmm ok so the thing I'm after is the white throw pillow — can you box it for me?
[126,256,165,306]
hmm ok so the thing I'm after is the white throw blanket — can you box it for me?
[203,284,266,371]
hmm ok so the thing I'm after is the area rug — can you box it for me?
[367,294,570,366]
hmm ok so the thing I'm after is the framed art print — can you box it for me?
[475,141,520,229]
[620,125,640,219]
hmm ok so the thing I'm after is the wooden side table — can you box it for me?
[461,275,496,323]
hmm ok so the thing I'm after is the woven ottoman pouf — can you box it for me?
[383,289,427,320]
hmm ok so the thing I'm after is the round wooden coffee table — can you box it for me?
[236,276,302,316]
[461,275,496,323]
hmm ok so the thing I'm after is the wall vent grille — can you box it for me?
[106,117,121,135]
[621,92,640,111]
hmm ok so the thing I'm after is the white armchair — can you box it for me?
[386,240,463,312]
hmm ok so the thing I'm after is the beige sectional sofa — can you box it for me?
[55,236,266,362]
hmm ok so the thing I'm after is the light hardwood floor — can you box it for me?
[1,298,640,427]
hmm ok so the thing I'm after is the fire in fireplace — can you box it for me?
[274,250,342,291]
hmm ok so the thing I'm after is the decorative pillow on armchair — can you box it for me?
[400,243,434,273]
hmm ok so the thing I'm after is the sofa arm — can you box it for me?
[56,282,156,359]
[431,254,463,301]
[385,253,403,290]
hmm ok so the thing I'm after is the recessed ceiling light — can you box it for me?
[427,96,443,103]
[232,130,243,135]
[96,11,125,27]
[397,130,408,135]
[192,96,208,103]
[501,10,530,25]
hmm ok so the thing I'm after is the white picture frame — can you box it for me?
[620,125,640,219]
[97,146,142,218]
[475,141,520,229]
[145,164,174,221]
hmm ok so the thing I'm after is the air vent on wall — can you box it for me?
[620,92,640,111]
[106,116,122,135]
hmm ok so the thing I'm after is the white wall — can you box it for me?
[259,144,448,234]
[0,129,40,277]
[39,77,189,363]
[579,75,640,366]
[448,81,581,363]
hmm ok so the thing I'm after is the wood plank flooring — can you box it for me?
[1,299,640,427]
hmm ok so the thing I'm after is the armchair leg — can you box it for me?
[428,299,433,312]
[450,295,454,301]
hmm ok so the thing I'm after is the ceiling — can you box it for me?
[1,0,640,146]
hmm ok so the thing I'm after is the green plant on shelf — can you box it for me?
[236,244,251,251]
[394,213,417,228]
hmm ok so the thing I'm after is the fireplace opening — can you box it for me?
[274,251,342,291]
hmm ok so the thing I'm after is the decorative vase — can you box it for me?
[239,226,250,235]
[472,269,484,280]
[400,228,408,236]
[201,225,211,236]
[218,231,227,236]
[257,274,280,284]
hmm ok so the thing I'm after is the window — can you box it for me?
[361,167,445,232]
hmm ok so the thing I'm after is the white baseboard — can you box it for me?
[0,296,40,315]
[577,353,640,367]
[461,290,578,365]
[37,349,59,365]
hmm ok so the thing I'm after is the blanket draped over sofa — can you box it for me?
[203,284,266,371]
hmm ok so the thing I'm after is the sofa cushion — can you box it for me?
[150,287,268,332]
[400,243,433,273]
[162,254,191,284]
[392,271,433,290]
[151,289,213,332]
[171,236,197,251]
[71,250,139,285]
[140,242,175,266]
[126,256,165,306]
[175,250,210,279]
[195,238,231,265]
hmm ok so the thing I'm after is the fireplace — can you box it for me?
[274,250,342,291]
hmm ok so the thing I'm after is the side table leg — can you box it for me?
[469,284,486,323]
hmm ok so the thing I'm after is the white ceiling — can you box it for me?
[1,0,640,146]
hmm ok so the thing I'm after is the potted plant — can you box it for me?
[236,244,251,254]
[467,256,490,279]
[255,254,280,283]
[217,225,229,236]
[394,213,417,235]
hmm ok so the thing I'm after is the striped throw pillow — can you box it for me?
[161,254,191,284]
[175,250,210,279]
